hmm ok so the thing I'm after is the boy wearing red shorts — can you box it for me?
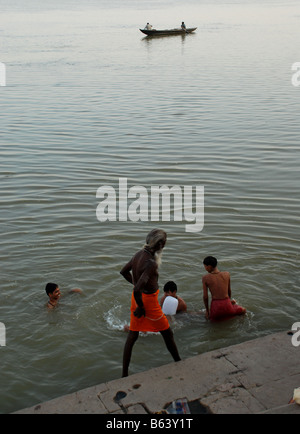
[202,256,246,321]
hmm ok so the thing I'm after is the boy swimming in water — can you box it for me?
[45,282,82,309]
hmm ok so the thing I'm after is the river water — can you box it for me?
[0,0,299,413]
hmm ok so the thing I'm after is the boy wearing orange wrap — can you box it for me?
[120,229,181,377]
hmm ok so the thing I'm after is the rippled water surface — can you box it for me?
[1,0,300,414]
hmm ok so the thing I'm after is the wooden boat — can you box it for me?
[140,27,197,37]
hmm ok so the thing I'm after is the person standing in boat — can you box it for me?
[144,23,153,30]
[181,22,187,31]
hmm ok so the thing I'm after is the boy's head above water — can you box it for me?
[45,283,61,308]
[45,282,60,296]
[163,281,177,294]
[203,256,218,272]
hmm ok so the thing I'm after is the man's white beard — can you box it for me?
[155,250,163,268]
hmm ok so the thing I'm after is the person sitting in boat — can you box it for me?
[144,23,153,30]
[181,22,186,30]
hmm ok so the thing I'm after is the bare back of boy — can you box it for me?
[202,271,231,300]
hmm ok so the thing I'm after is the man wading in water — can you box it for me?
[120,229,181,377]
